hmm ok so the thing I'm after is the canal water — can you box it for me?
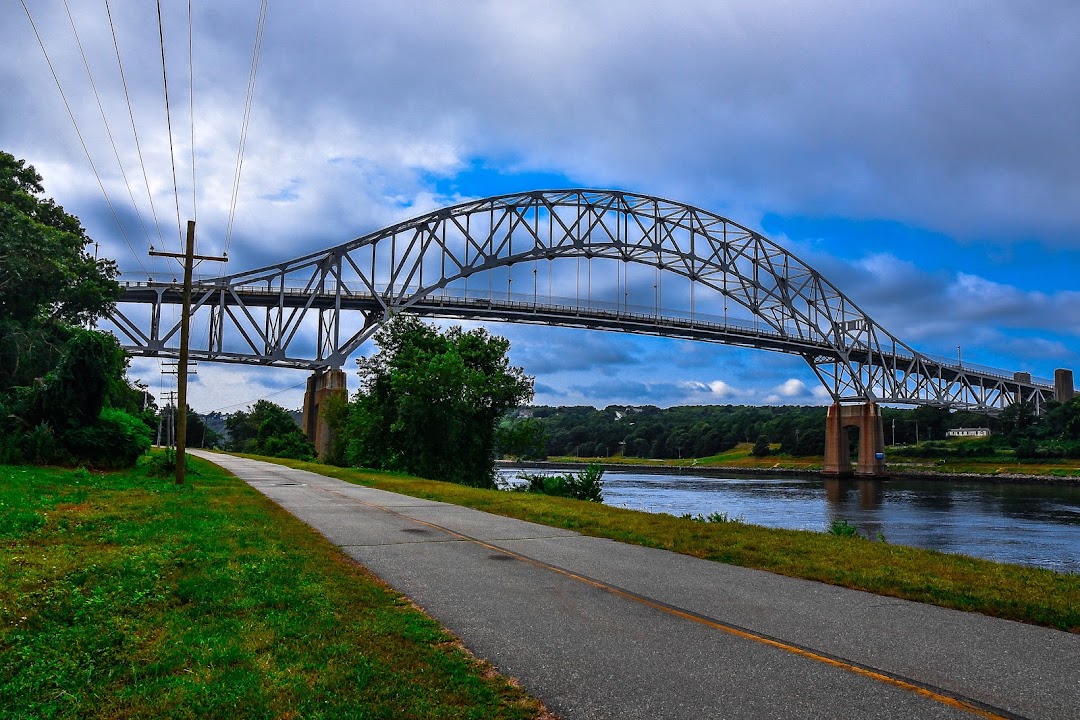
[498,469,1080,573]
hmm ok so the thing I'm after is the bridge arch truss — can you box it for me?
[109,189,1054,412]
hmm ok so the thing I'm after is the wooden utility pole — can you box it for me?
[150,221,226,484]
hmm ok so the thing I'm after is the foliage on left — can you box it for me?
[0,151,151,467]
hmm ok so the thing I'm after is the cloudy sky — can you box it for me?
[4,1,1079,413]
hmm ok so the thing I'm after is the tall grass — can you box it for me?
[0,459,545,719]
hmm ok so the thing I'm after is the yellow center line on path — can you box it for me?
[343,493,1022,720]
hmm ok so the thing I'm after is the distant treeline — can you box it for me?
[505,400,1080,460]
[527,404,829,458]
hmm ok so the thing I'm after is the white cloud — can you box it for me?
[707,380,740,398]
[775,379,807,397]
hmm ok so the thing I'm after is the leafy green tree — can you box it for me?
[1042,397,1080,440]
[1000,400,1038,443]
[0,151,146,467]
[183,409,223,449]
[911,404,951,442]
[339,314,533,487]
[495,417,548,460]
[225,400,314,459]
[751,434,770,457]
[1,151,120,390]
[63,407,152,469]
[35,329,127,432]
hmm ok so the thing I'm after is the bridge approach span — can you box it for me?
[109,189,1057,415]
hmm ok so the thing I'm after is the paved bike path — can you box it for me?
[191,451,1080,720]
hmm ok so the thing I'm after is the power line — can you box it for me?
[187,0,197,234]
[156,0,184,252]
[206,377,309,414]
[20,0,147,277]
[62,0,154,252]
[104,0,166,271]
[223,0,270,263]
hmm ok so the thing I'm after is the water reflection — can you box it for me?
[823,479,884,510]
[499,468,1080,573]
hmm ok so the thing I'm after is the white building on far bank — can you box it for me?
[945,427,992,438]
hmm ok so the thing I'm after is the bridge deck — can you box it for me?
[117,282,1055,392]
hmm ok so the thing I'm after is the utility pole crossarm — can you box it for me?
[149,250,231,263]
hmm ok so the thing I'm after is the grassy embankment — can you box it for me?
[260,454,1080,633]
[0,459,546,719]
[552,441,1080,478]
[549,443,818,471]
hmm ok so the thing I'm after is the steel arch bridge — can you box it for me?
[108,189,1055,413]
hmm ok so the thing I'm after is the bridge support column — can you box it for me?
[1055,369,1076,403]
[302,369,347,461]
[822,402,887,478]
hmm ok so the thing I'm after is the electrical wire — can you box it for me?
[187,0,197,236]
[20,0,148,277]
[104,0,166,274]
[157,0,184,252]
[205,377,309,414]
[223,0,270,262]
[62,0,154,252]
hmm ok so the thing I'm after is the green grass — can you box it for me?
[258,455,1080,633]
[0,460,546,719]
[547,443,820,471]
[889,458,1080,477]
[551,442,1080,479]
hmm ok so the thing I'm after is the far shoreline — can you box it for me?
[497,459,1080,487]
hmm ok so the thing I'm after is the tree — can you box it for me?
[185,410,223,449]
[339,314,533,487]
[495,417,548,460]
[999,401,1038,443]
[1,151,120,390]
[911,404,951,442]
[751,434,770,457]
[0,151,146,467]
[1042,397,1080,441]
[225,400,314,460]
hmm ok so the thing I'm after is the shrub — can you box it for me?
[62,408,152,469]
[681,511,744,524]
[261,432,316,461]
[517,463,604,502]
[143,447,185,477]
[19,423,67,465]
[827,519,862,538]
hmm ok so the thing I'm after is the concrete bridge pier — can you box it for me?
[822,402,887,478]
[302,368,347,460]
[1056,368,1076,403]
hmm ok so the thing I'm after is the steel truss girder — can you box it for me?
[108,189,1054,412]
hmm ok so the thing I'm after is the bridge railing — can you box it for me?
[119,280,799,339]
[911,351,1052,387]
[117,280,1055,389]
